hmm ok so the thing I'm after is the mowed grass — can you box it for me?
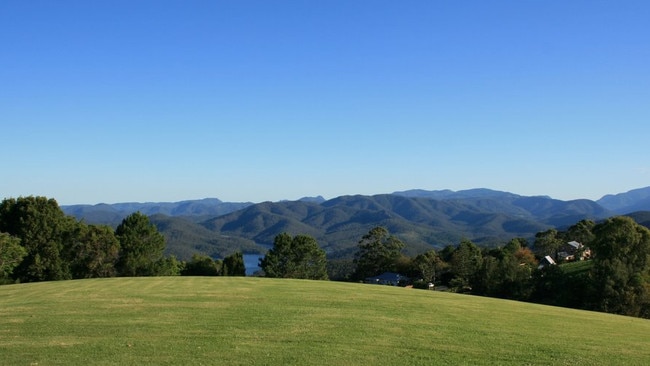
[1,278,649,365]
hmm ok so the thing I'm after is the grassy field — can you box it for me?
[559,260,593,276]
[1,277,649,365]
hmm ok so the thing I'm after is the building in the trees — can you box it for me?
[558,241,591,262]
[538,255,556,270]
[364,272,409,286]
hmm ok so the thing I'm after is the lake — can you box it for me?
[243,254,264,276]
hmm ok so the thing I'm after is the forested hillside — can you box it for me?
[64,198,253,226]
[4,194,650,318]
[597,186,650,214]
[188,192,613,259]
[62,189,621,260]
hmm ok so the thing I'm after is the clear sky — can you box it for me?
[1,1,649,205]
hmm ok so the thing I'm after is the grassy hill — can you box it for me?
[1,278,649,365]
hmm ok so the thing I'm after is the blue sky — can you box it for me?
[2,1,649,205]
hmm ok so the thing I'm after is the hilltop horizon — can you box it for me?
[49,185,650,207]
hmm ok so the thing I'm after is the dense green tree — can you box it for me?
[412,249,445,284]
[566,219,596,245]
[530,259,593,310]
[67,223,120,279]
[437,245,456,285]
[353,227,405,280]
[590,216,650,317]
[438,245,456,263]
[115,212,166,277]
[182,254,221,276]
[498,248,537,300]
[503,237,529,253]
[260,233,328,280]
[223,251,246,276]
[0,232,26,282]
[326,258,356,281]
[534,229,564,260]
[474,254,500,295]
[394,254,414,276]
[530,263,567,306]
[466,239,537,299]
[449,239,483,291]
[151,255,182,276]
[0,196,73,282]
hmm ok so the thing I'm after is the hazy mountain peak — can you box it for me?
[597,186,650,214]
[392,188,520,200]
[298,196,326,203]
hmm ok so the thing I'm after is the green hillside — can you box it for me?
[1,277,649,365]
[149,214,267,259]
[200,195,563,258]
[63,192,617,260]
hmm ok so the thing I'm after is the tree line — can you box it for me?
[0,196,245,283]
[258,220,650,319]
[2,196,649,319]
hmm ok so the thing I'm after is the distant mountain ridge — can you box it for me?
[596,186,650,214]
[63,198,253,226]
[392,188,527,200]
[60,186,650,260]
[198,193,609,259]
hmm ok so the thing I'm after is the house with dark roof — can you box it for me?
[538,255,556,270]
[364,272,409,286]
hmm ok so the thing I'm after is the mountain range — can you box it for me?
[61,187,650,260]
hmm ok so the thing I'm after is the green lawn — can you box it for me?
[1,277,649,365]
[559,260,593,276]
